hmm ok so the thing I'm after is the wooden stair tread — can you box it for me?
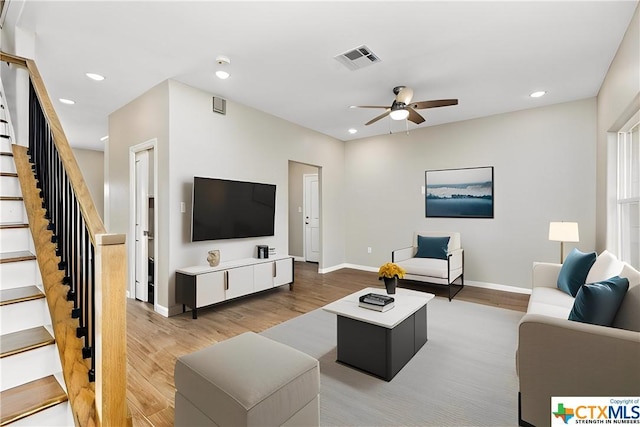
[0,251,36,264]
[0,375,68,426]
[0,285,44,306]
[0,326,54,358]
[0,222,29,229]
[0,152,13,157]
[0,172,18,177]
[0,196,23,201]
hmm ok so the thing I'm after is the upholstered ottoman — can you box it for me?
[174,332,320,426]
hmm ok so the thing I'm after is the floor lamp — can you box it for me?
[548,222,579,263]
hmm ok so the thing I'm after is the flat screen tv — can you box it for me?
[191,177,276,241]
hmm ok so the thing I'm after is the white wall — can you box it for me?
[109,79,346,316]
[344,98,597,289]
[166,80,346,314]
[107,80,170,307]
[596,3,639,252]
[72,148,104,219]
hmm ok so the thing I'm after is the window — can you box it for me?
[617,119,639,268]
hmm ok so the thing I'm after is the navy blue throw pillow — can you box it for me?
[568,276,629,327]
[415,235,450,260]
[557,248,597,297]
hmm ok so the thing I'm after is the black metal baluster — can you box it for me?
[88,242,96,382]
[28,78,98,384]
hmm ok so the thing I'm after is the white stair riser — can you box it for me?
[0,344,61,391]
[0,175,21,197]
[0,259,38,290]
[0,227,32,252]
[0,298,50,335]
[0,139,11,152]
[9,400,73,427]
[0,199,25,223]
[0,155,16,173]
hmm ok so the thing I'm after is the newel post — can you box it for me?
[94,233,128,427]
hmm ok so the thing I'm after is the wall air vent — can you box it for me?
[334,45,381,71]
[212,97,226,115]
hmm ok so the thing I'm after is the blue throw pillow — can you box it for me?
[568,276,629,327]
[415,235,450,260]
[557,248,597,297]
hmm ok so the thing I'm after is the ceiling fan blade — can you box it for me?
[350,105,389,109]
[395,87,414,105]
[365,109,391,125]
[407,107,425,125]
[409,99,459,110]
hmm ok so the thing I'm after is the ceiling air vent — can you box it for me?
[334,45,381,71]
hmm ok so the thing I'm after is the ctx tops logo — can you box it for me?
[551,397,640,426]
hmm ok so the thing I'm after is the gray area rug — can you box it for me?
[261,296,524,427]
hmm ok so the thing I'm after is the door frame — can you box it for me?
[303,172,320,263]
[129,139,158,309]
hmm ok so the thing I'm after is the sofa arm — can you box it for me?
[518,314,640,427]
[532,262,562,288]
[392,246,415,263]
[448,248,463,271]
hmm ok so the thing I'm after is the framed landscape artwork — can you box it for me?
[425,166,494,218]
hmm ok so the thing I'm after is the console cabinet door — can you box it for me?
[274,258,293,287]
[254,262,274,292]
[226,266,254,299]
[196,271,225,308]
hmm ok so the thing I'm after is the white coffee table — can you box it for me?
[323,287,435,381]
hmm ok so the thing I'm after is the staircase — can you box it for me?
[0,139,73,425]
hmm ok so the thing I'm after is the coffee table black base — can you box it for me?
[335,304,427,381]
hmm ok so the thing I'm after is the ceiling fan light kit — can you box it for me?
[390,108,409,121]
[352,85,458,126]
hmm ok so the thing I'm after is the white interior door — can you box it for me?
[134,150,150,301]
[304,174,320,262]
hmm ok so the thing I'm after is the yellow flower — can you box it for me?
[378,262,406,279]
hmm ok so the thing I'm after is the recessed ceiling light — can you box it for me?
[86,73,105,81]
[100,135,109,142]
[348,128,358,134]
[59,98,75,105]
[215,70,230,80]
[530,91,546,98]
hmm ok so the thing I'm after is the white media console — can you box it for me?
[176,254,294,319]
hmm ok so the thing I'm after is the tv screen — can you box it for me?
[191,177,276,241]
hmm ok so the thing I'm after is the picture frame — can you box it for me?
[425,166,494,218]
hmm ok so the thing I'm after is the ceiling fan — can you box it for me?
[351,86,458,126]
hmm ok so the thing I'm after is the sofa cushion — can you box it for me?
[526,287,575,319]
[586,250,624,283]
[568,276,629,327]
[557,248,597,297]
[415,235,450,260]
[613,263,640,331]
[396,257,449,279]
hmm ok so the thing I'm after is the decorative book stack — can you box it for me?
[358,293,395,312]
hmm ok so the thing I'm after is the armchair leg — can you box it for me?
[448,274,464,301]
[446,255,464,301]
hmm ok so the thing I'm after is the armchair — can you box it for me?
[392,231,464,301]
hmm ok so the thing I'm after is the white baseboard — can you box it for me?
[335,264,531,295]
[318,263,351,274]
[464,280,531,295]
[154,304,189,318]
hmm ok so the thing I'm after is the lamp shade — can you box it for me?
[549,222,579,242]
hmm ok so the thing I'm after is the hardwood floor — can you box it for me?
[126,262,529,426]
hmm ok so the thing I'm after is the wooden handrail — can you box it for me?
[1,51,107,245]
[2,51,129,427]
